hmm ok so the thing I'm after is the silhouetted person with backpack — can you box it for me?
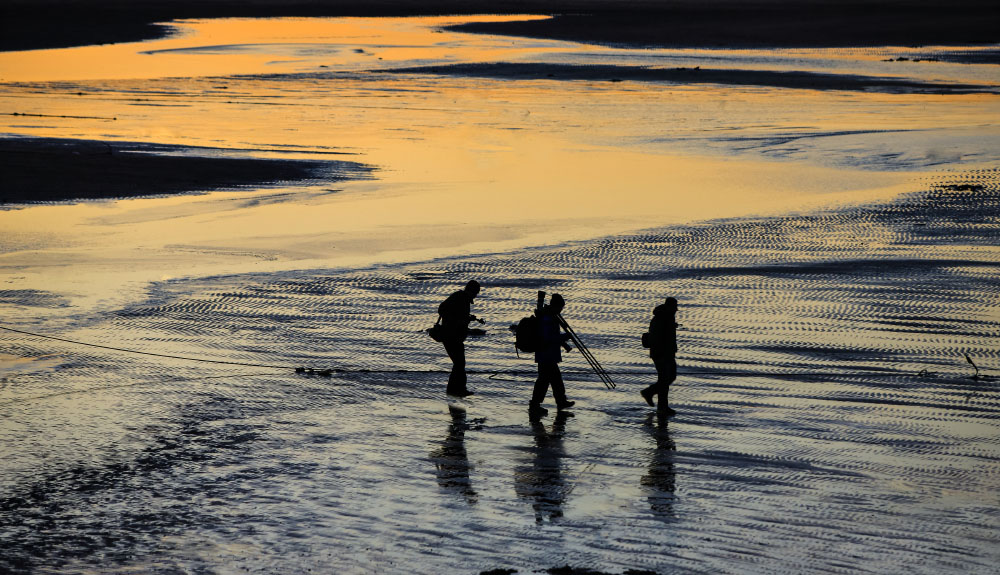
[641,297,678,415]
[438,280,482,397]
[530,293,575,416]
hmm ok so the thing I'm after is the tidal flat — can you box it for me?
[1,12,998,575]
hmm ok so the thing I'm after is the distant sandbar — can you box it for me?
[377,63,999,94]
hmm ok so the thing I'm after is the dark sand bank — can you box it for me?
[377,63,1000,94]
[927,49,1000,65]
[2,1,998,52]
[0,137,371,204]
[447,1,1000,49]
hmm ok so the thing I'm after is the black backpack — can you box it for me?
[510,314,541,355]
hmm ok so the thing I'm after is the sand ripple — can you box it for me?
[1,174,998,573]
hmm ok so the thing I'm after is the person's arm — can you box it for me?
[541,316,571,350]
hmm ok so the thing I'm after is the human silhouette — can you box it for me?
[429,405,478,505]
[515,410,572,523]
[437,280,482,397]
[530,293,575,416]
[641,297,678,415]
[640,411,677,519]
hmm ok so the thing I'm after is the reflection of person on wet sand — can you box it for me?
[515,410,572,523]
[640,411,676,519]
[529,293,575,417]
[437,280,483,397]
[429,405,478,505]
[641,297,678,415]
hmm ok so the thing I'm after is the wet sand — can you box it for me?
[3,0,999,52]
[1,173,997,574]
[0,137,371,203]
[0,11,997,575]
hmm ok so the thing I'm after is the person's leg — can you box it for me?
[550,365,573,409]
[656,356,672,394]
[531,363,551,406]
[657,358,677,414]
[444,340,468,394]
[642,356,665,406]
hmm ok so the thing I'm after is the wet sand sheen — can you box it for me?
[1,176,997,574]
[4,18,982,315]
[0,137,921,319]
[0,12,998,575]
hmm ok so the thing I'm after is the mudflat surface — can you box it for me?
[1,13,998,575]
[2,176,998,574]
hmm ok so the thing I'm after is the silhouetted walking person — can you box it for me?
[641,297,678,415]
[438,280,482,397]
[530,293,575,416]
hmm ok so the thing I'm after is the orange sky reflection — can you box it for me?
[1,16,996,311]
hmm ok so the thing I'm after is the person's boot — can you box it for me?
[640,387,655,407]
[556,400,575,410]
[528,403,548,417]
[658,387,675,415]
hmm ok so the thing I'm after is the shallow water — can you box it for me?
[1,15,999,575]
[2,17,998,308]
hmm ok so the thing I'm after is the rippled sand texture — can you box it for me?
[2,174,998,574]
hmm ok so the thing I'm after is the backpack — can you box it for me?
[510,314,541,354]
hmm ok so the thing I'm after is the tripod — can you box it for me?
[557,313,616,390]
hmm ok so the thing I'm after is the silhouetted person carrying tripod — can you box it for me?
[438,280,482,397]
[641,297,678,415]
[530,293,575,416]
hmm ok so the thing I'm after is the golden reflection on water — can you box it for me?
[1,16,997,310]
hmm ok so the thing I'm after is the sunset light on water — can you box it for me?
[1,7,998,574]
